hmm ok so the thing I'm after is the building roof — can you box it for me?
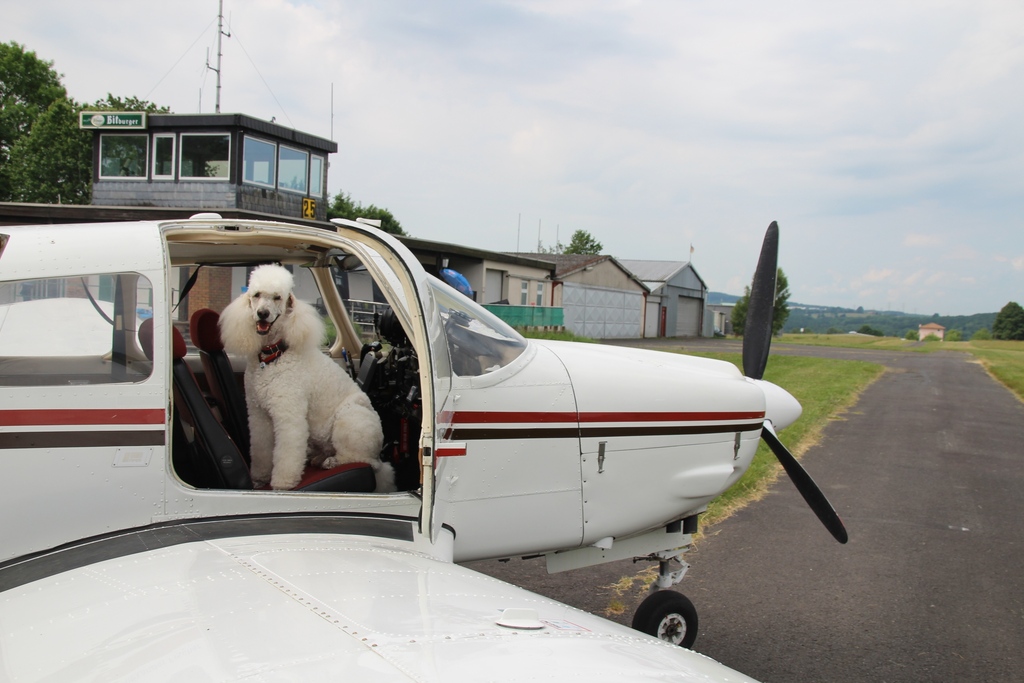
[511,253,649,291]
[146,113,338,153]
[511,253,606,277]
[617,259,690,283]
[617,258,707,293]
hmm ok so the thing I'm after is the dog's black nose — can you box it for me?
[257,309,270,320]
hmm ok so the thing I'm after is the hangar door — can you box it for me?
[563,282,643,339]
[675,296,702,337]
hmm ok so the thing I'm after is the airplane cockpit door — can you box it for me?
[327,221,453,545]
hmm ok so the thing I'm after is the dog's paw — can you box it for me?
[270,475,301,490]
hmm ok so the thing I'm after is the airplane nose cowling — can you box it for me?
[752,379,802,431]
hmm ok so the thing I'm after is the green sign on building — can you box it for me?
[79,112,147,129]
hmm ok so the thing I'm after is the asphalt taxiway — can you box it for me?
[466,341,1024,682]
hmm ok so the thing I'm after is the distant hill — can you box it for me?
[708,292,997,338]
[708,291,741,305]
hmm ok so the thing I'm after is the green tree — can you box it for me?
[326,191,406,236]
[730,286,749,336]
[563,229,602,255]
[5,98,91,203]
[731,268,790,337]
[971,328,992,341]
[992,301,1024,340]
[90,93,169,114]
[0,41,67,200]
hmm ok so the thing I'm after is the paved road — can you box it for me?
[465,341,1024,682]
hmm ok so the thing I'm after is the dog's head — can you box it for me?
[220,264,325,357]
[244,264,295,340]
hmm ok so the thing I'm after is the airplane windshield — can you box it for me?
[429,278,526,376]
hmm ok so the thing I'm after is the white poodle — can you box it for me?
[219,264,394,492]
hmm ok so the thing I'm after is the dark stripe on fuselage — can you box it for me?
[0,430,165,449]
[450,421,763,441]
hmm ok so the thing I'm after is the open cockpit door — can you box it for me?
[325,220,454,542]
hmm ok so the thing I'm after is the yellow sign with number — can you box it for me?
[301,198,316,219]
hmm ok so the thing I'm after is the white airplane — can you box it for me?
[0,216,845,681]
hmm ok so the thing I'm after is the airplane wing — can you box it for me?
[0,517,757,682]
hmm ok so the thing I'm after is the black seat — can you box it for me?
[190,308,250,463]
[140,318,376,493]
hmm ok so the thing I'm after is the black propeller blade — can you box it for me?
[744,221,848,544]
[762,423,849,544]
[742,221,778,380]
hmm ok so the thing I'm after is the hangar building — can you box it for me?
[618,260,709,338]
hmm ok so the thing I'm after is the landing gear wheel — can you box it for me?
[632,590,698,648]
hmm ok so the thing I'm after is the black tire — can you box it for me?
[632,590,699,648]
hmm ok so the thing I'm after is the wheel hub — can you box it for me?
[658,613,687,644]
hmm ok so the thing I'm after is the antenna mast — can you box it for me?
[206,0,231,113]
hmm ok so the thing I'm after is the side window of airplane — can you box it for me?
[429,278,527,377]
[0,273,154,386]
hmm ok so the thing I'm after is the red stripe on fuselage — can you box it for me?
[0,409,166,427]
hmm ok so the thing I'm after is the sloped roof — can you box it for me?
[511,253,649,291]
[617,259,690,283]
[511,253,608,278]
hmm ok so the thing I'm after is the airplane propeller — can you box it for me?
[744,221,849,544]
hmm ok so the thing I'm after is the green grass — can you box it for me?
[684,351,886,528]
[966,340,1024,402]
[778,333,938,351]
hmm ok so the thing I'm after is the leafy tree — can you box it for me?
[0,41,67,200]
[971,328,992,341]
[5,98,91,203]
[773,269,791,335]
[731,268,790,337]
[90,93,168,114]
[563,229,602,255]
[993,301,1024,340]
[327,191,406,236]
[536,239,565,254]
[730,286,749,336]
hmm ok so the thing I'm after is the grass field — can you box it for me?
[957,340,1024,402]
[779,332,935,351]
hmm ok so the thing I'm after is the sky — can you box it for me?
[4,0,1023,315]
